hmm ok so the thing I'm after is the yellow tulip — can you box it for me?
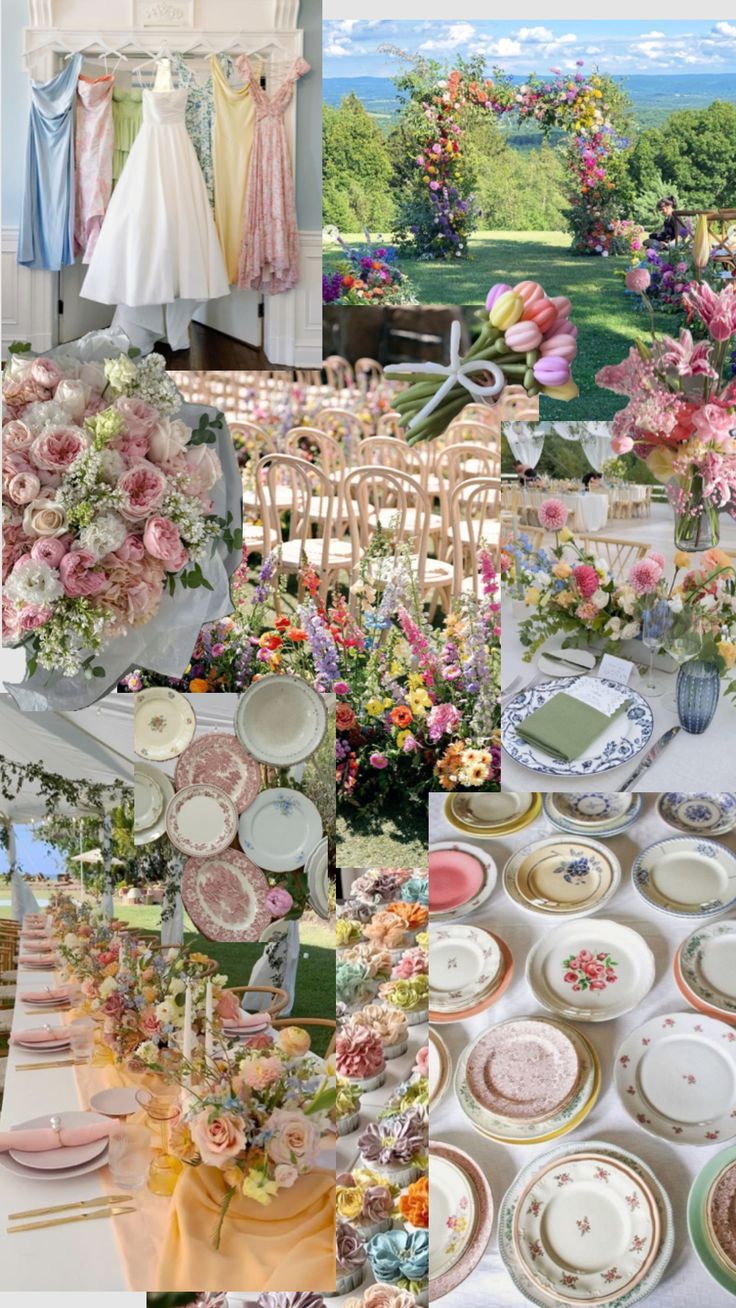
[489,291,524,331]
[718,642,736,669]
[559,526,574,543]
[692,214,711,271]
[673,550,692,571]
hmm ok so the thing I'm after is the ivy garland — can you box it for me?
[0,755,130,817]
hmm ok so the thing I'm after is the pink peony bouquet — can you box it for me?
[2,348,229,677]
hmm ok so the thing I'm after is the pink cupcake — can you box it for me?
[336,1025,386,1091]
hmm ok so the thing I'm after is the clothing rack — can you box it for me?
[24,34,302,74]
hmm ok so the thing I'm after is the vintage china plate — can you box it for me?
[134,688,196,761]
[465,1017,580,1122]
[14,1036,71,1053]
[305,836,330,918]
[429,1141,493,1300]
[429,1028,452,1111]
[501,676,654,778]
[614,1011,736,1145]
[235,675,327,767]
[166,783,237,857]
[688,1146,736,1296]
[450,792,534,827]
[658,792,736,836]
[526,919,655,1023]
[677,921,736,1021]
[543,792,643,839]
[500,1140,674,1308]
[430,931,513,1024]
[238,788,323,873]
[181,850,271,942]
[444,792,542,838]
[513,1154,660,1304]
[429,923,502,1010]
[8,1111,110,1171]
[174,732,261,813]
[134,762,174,844]
[503,835,621,918]
[0,1147,110,1182]
[632,837,736,919]
[428,842,497,921]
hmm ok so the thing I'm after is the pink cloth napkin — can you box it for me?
[19,954,58,965]
[10,1027,69,1046]
[21,940,57,952]
[218,991,269,1029]
[0,1121,119,1153]
[21,988,70,1002]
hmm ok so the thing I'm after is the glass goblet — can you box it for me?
[640,599,672,698]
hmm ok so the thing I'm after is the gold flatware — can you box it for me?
[9,1194,132,1221]
[16,1059,83,1071]
[8,1206,135,1234]
[23,1008,70,1015]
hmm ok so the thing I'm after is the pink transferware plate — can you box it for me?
[429,1140,493,1299]
[465,1017,580,1122]
[165,782,238,857]
[182,849,271,942]
[174,732,261,813]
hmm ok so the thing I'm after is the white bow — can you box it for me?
[385,320,506,431]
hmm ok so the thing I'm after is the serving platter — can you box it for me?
[429,923,502,1011]
[428,842,497,922]
[444,792,542,838]
[134,762,175,844]
[134,688,196,760]
[181,850,271,942]
[688,1146,736,1297]
[429,1141,494,1299]
[174,732,261,813]
[676,920,736,1022]
[503,835,621,919]
[235,675,327,766]
[165,783,238,857]
[543,792,643,839]
[501,676,654,778]
[238,788,322,873]
[526,919,655,1023]
[657,792,736,836]
[632,836,736,919]
[429,930,513,1024]
[428,1028,451,1111]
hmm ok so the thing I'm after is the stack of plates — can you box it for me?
[503,836,621,918]
[632,837,736,919]
[429,923,513,1022]
[454,1015,600,1144]
[543,793,642,838]
[19,954,58,971]
[689,1145,736,1295]
[526,920,655,1023]
[499,1139,673,1307]
[501,677,654,779]
[429,842,497,922]
[428,1029,451,1111]
[614,1011,736,1145]
[675,920,736,1024]
[429,1141,493,1299]
[0,1111,111,1182]
[444,792,541,837]
[22,991,70,1011]
[658,792,736,836]
[13,1028,71,1054]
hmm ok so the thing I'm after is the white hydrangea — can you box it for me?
[5,558,63,606]
[98,448,126,485]
[79,511,128,560]
[20,399,74,434]
[591,588,609,610]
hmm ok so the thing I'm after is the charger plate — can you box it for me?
[429,1141,493,1299]
[526,919,655,1023]
[676,920,736,1022]
[658,792,736,836]
[503,836,621,919]
[688,1146,736,1296]
[614,1011,736,1145]
[632,837,736,919]
[429,842,497,921]
[428,1028,451,1111]
[134,688,196,760]
[444,792,542,838]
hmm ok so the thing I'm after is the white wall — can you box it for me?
[1,0,31,227]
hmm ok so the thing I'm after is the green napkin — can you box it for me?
[516,691,631,762]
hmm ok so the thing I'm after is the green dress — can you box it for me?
[112,88,143,186]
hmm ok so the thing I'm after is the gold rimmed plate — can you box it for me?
[444,792,542,837]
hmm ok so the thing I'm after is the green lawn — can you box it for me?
[324,229,670,421]
[337,797,427,867]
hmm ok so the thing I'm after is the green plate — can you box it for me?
[687,1143,736,1296]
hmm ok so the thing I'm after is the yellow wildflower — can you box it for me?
[525,586,541,606]
[365,697,385,717]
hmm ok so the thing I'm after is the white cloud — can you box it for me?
[639,30,665,39]
[515,26,555,43]
[585,46,602,55]
[492,37,522,57]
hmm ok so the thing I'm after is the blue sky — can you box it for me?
[0,827,64,880]
[324,19,736,77]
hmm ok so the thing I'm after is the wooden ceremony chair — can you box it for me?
[573,534,651,579]
[256,453,352,600]
[450,476,502,599]
[323,356,354,390]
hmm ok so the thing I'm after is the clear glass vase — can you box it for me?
[672,472,720,552]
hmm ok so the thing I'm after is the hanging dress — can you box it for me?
[210,54,256,284]
[112,87,143,186]
[74,73,114,262]
[80,87,229,308]
[171,53,233,208]
[18,53,82,271]
[234,56,309,295]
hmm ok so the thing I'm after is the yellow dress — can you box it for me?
[210,54,257,284]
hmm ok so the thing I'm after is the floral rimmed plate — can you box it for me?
[513,1153,661,1304]
[429,842,497,922]
[501,676,654,778]
[499,1141,673,1308]
[658,792,736,836]
[465,1017,580,1122]
[234,675,327,767]
[526,919,655,1023]
[688,1146,736,1296]
[165,783,237,857]
[429,923,502,1010]
[429,1028,451,1111]
[503,836,621,919]
[543,793,643,839]
[677,920,736,1022]
[305,836,330,919]
[134,688,196,761]
[238,788,323,873]
[174,732,261,813]
[632,836,736,919]
[181,849,271,942]
[429,1141,493,1299]
[444,792,542,838]
[134,762,174,844]
[614,1011,736,1145]
[430,930,513,1024]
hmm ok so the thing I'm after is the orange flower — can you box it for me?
[259,633,282,650]
[342,275,355,288]
[387,901,429,930]
[188,678,210,692]
[336,703,357,731]
[286,628,308,642]
[390,706,413,729]
[399,1175,428,1227]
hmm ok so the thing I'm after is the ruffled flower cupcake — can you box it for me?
[382,1074,428,1118]
[335,1221,367,1296]
[347,1003,409,1060]
[391,947,428,981]
[414,931,428,952]
[398,1174,428,1231]
[337,918,364,950]
[399,875,429,907]
[413,1046,428,1079]
[379,975,429,1026]
[343,1284,418,1308]
[337,1169,395,1238]
[385,901,428,937]
[352,869,409,905]
[358,1110,427,1187]
[336,958,376,1010]
[366,1229,429,1304]
[341,943,393,981]
[336,1025,386,1091]
[339,899,375,925]
[336,1076,362,1136]
[363,911,410,959]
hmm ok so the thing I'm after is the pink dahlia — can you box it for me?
[538,498,569,532]
[628,557,663,596]
[625,268,651,293]
[573,564,599,599]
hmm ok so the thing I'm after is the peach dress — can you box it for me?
[235,55,310,295]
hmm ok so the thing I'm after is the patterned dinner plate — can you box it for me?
[165,783,238,857]
[181,850,271,942]
[450,792,534,827]
[503,835,621,918]
[632,836,736,919]
[238,788,323,872]
[174,732,261,813]
[429,923,502,1010]
[501,677,654,777]
[526,919,655,1023]
[543,792,643,839]
[676,920,736,1021]
[134,688,196,760]
[428,1028,452,1112]
[444,792,543,838]
[234,674,327,767]
[688,1146,736,1297]
[134,762,174,844]
[657,792,736,836]
[429,1141,494,1300]
[429,930,513,1024]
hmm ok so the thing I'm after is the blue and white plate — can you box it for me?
[632,836,736,919]
[658,793,736,837]
[501,677,654,778]
[238,788,322,873]
[544,791,643,838]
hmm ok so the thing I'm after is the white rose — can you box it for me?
[591,588,609,610]
[4,352,35,381]
[22,497,67,538]
[54,379,90,420]
[622,621,640,640]
[99,976,118,998]
[148,418,190,464]
[79,361,107,392]
[184,445,222,493]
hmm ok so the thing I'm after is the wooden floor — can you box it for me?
[157,323,289,371]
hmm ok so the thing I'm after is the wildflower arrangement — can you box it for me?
[2,348,232,678]
[323,235,415,306]
[578,216,646,259]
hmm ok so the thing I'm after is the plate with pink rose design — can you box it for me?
[526,919,655,1023]
[165,783,237,857]
[181,850,271,942]
[174,733,261,813]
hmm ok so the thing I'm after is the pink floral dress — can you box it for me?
[74,73,114,262]
[235,55,310,295]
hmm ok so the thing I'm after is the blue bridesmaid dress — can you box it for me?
[18,54,83,271]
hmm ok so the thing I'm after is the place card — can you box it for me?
[598,653,634,686]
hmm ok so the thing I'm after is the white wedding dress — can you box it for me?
[80,87,229,346]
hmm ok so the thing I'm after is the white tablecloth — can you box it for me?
[428,791,735,1307]
[501,594,736,792]
[575,491,609,533]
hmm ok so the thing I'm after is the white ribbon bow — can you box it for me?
[385,320,506,431]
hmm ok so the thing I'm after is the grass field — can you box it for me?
[324,229,671,421]
[337,796,427,867]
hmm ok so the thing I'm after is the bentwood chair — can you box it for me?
[228,985,290,1017]
[257,453,353,600]
[450,476,503,599]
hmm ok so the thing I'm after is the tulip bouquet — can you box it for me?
[385,280,578,443]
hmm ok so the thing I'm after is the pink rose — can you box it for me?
[239,1055,284,1090]
[273,1163,299,1188]
[113,433,150,467]
[8,472,41,505]
[30,358,62,392]
[183,444,222,494]
[139,1010,161,1038]
[117,462,167,520]
[18,603,52,632]
[114,533,146,564]
[31,425,88,472]
[115,397,160,438]
[265,1108,320,1168]
[59,548,107,598]
[2,420,34,452]
[148,418,190,464]
[143,515,188,572]
[189,1110,246,1167]
[266,887,294,918]
[30,537,67,568]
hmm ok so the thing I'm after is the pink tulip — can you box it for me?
[504,321,543,353]
[540,334,577,361]
[548,295,573,319]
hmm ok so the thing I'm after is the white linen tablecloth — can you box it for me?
[575,491,609,533]
[428,791,735,1307]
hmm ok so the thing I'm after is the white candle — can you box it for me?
[205,980,213,1063]
[183,984,193,1064]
